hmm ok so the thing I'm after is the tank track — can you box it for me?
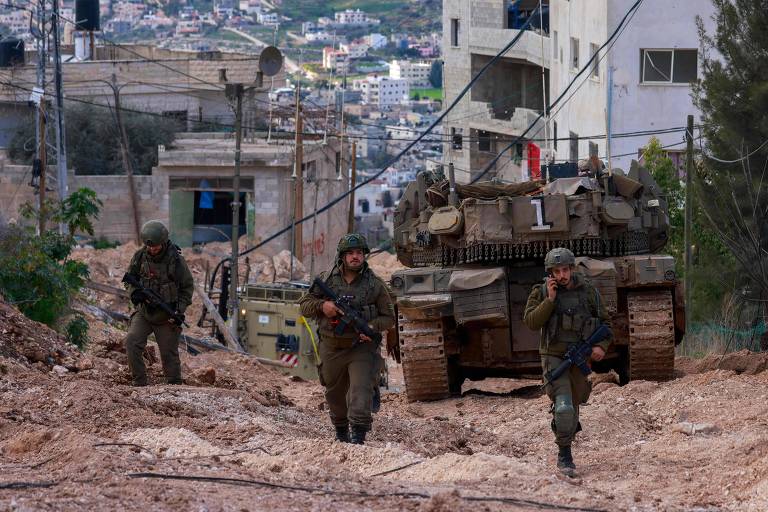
[627,290,675,381]
[398,314,450,402]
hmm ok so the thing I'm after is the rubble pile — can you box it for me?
[0,301,84,371]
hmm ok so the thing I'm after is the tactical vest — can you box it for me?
[133,245,181,319]
[317,267,378,342]
[543,281,599,347]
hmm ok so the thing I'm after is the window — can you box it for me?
[553,31,559,62]
[589,141,598,157]
[641,49,698,84]
[590,43,599,78]
[451,127,463,150]
[478,130,491,152]
[451,18,459,47]
[570,37,579,69]
[569,131,578,163]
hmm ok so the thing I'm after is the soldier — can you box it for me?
[523,247,612,477]
[123,220,194,386]
[299,234,395,445]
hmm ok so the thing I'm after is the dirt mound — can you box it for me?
[677,350,768,376]
[0,301,83,371]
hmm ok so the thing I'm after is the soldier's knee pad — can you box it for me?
[553,395,576,435]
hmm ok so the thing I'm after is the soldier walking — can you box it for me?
[299,234,395,444]
[123,220,194,386]
[523,248,612,477]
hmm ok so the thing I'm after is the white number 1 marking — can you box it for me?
[531,198,552,231]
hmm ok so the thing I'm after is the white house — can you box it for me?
[340,41,369,59]
[390,59,432,88]
[368,33,388,50]
[549,0,717,171]
[354,76,410,107]
[334,9,380,26]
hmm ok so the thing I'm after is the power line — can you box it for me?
[469,0,645,184]
[235,6,545,261]
[698,136,768,164]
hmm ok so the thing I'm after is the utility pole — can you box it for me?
[226,82,244,344]
[220,45,282,345]
[33,0,47,234]
[51,0,69,234]
[347,140,357,233]
[37,99,47,233]
[111,74,142,243]
[293,83,304,262]
[684,114,694,336]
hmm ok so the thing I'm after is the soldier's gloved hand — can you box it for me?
[169,312,186,326]
[130,289,146,306]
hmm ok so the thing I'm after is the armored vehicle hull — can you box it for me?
[391,163,684,401]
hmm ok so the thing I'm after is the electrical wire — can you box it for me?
[469,0,645,184]
[127,472,606,511]
[233,6,544,261]
[699,136,768,164]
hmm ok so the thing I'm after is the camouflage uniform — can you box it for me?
[124,221,194,386]
[523,248,612,475]
[298,234,395,443]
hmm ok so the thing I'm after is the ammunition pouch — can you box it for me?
[360,304,378,322]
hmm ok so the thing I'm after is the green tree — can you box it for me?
[692,0,768,319]
[9,103,182,175]
[642,137,684,264]
[429,59,443,89]
[20,187,104,237]
[0,227,88,326]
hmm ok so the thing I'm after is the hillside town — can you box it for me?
[2,0,768,510]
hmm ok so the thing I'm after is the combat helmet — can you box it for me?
[544,247,575,271]
[336,233,370,263]
[140,220,169,246]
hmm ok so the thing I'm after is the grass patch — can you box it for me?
[410,88,442,100]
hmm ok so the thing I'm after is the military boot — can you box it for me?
[557,446,576,477]
[350,426,367,445]
[335,426,350,443]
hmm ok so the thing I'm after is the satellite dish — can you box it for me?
[259,46,283,77]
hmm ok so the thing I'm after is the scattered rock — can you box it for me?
[671,422,719,435]
[75,357,95,371]
[52,365,70,376]
[194,367,217,385]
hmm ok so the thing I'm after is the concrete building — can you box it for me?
[368,33,388,50]
[442,0,549,183]
[0,133,349,271]
[322,46,350,74]
[334,9,380,26]
[548,0,716,170]
[389,60,432,88]
[339,41,369,59]
[256,11,279,26]
[442,0,716,182]
[0,45,284,148]
[354,76,409,108]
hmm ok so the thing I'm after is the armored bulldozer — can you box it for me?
[390,162,685,401]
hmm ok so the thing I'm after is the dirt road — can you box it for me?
[2,297,767,511]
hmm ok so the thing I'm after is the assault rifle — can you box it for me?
[542,324,612,387]
[312,277,382,344]
[122,273,189,327]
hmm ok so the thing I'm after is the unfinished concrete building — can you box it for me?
[442,0,549,183]
[0,131,349,271]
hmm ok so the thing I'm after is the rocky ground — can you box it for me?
[3,289,768,512]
